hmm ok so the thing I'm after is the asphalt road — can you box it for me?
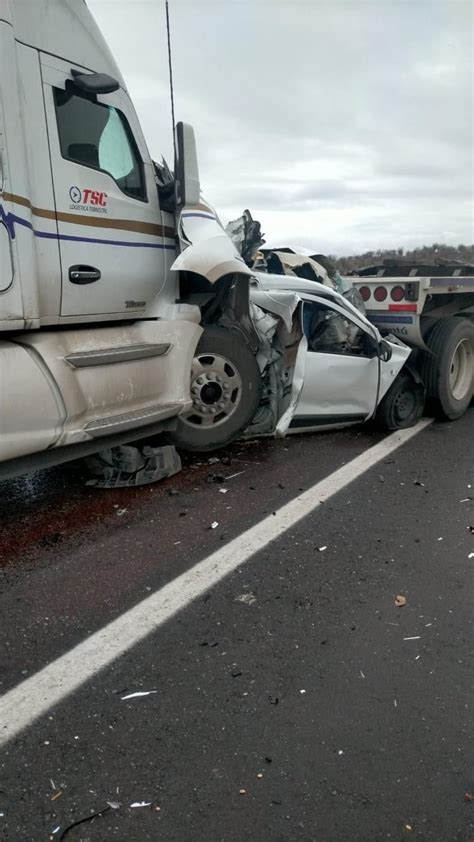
[0,411,473,841]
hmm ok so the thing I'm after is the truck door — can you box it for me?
[40,54,174,318]
[295,297,380,424]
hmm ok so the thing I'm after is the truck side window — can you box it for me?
[53,86,146,201]
[303,302,371,357]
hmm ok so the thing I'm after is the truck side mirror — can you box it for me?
[175,122,201,208]
[70,69,120,95]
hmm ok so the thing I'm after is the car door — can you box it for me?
[40,54,173,318]
[293,296,380,426]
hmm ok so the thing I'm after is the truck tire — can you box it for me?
[169,326,262,453]
[420,317,474,420]
[375,371,425,431]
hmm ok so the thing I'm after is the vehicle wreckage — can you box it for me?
[169,210,425,452]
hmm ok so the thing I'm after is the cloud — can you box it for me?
[89,0,473,254]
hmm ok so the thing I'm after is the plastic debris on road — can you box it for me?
[130,801,152,808]
[235,592,257,605]
[395,595,407,607]
[121,690,158,700]
[210,521,219,529]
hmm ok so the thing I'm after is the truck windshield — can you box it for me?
[53,86,146,201]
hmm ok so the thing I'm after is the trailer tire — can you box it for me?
[375,371,425,431]
[169,326,262,453]
[420,317,474,420]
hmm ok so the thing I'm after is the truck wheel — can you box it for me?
[420,317,474,420]
[170,326,262,452]
[375,371,425,431]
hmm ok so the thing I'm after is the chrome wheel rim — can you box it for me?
[183,352,242,429]
[449,338,473,401]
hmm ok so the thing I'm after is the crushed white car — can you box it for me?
[248,272,425,437]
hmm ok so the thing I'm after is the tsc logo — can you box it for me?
[69,186,108,207]
[69,185,81,203]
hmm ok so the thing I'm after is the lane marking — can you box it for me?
[0,420,432,745]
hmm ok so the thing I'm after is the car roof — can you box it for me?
[252,271,339,301]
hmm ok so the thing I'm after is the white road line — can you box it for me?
[0,420,432,745]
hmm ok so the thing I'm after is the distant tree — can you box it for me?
[333,243,474,273]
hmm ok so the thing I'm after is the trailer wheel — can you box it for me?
[169,326,262,453]
[375,371,425,431]
[420,317,474,420]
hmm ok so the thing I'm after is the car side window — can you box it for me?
[53,85,146,201]
[303,301,374,357]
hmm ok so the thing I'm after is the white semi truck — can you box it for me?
[351,261,474,420]
[0,0,265,479]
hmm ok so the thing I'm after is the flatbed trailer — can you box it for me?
[350,261,474,420]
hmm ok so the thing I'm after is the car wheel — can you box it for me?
[420,317,474,420]
[375,371,425,431]
[169,326,262,452]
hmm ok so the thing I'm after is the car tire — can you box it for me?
[169,326,262,453]
[419,317,474,420]
[375,371,425,431]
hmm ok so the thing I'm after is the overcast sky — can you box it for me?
[88,0,473,256]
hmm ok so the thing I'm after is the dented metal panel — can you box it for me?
[172,205,252,284]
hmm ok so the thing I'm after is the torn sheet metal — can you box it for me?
[226,210,365,312]
[85,444,181,488]
[172,203,252,284]
[262,249,332,287]
[244,288,306,438]
[225,210,265,267]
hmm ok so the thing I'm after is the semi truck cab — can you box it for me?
[0,0,259,477]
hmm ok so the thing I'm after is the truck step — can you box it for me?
[84,403,182,438]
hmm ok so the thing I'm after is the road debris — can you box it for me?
[467,526,474,534]
[257,773,263,779]
[317,546,327,552]
[85,444,181,488]
[51,790,62,801]
[468,552,474,559]
[210,521,219,529]
[121,690,158,700]
[239,789,247,795]
[219,488,229,494]
[235,592,257,605]
[116,509,127,517]
[464,792,474,802]
[413,480,425,487]
[208,473,225,484]
[404,636,421,641]
[395,595,407,607]
[59,805,111,840]
[227,470,246,479]
[130,801,152,808]
[106,801,121,809]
